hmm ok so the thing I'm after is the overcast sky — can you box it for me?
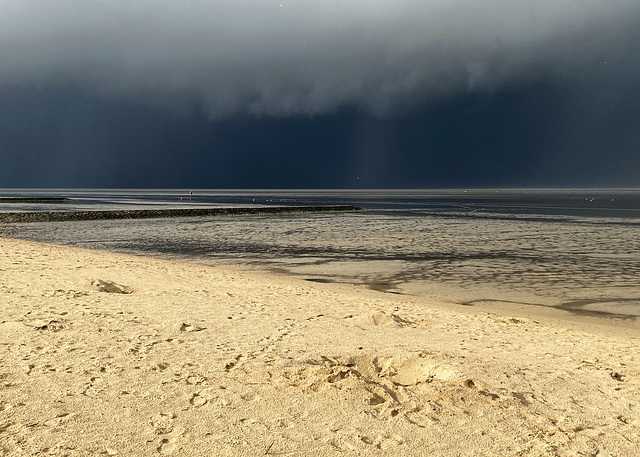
[1,0,639,188]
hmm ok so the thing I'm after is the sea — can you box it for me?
[2,188,640,319]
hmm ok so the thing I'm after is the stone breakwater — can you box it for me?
[0,205,362,223]
[0,197,72,203]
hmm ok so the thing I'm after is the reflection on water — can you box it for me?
[2,189,640,318]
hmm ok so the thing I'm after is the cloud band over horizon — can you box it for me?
[2,0,639,118]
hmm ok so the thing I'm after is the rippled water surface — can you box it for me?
[2,189,640,318]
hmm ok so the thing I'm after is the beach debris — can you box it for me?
[33,319,65,331]
[610,371,626,382]
[179,323,206,332]
[91,279,133,294]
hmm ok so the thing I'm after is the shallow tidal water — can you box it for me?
[2,189,640,319]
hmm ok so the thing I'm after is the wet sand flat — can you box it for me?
[1,237,639,456]
[5,205,639,319]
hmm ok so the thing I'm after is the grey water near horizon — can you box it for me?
[2,188,640,319]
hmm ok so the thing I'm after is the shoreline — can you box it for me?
[225,261,640,331]
[1,237,639,456]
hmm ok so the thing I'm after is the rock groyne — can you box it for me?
[0,205,362,223]
[0,197,72,203]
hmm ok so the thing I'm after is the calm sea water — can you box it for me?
[2,188,640,319]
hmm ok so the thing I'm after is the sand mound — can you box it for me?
[91,279,133,294]
[346,311,415,328]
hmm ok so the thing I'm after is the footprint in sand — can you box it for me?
[190,387,229,408]
[0,422,13,434]
[151,413,176,435]
[359,433,405,450]
[239,391,262,402]
[43,413,71,428]
[190,394,208,407]
[223,354,246,371]
[326,436,356,452]
[157,438,177,455]
[83,377,106,397]
[185,375,207,385]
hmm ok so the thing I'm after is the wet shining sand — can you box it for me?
[1,237,639,456]
[5,207,639,319]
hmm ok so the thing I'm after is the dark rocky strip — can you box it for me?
[0,197,72,203]
[0,205,362,223]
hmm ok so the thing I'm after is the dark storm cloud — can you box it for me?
[2,0,639,118]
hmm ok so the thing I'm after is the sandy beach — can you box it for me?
[1,237,639,456]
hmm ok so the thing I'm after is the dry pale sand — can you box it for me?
[1,237,639,457]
